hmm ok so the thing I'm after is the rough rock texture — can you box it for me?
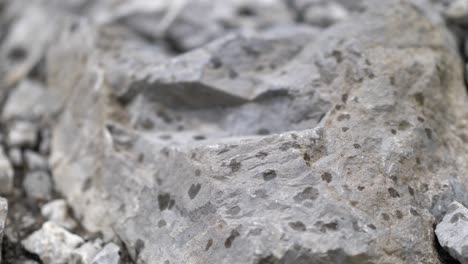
[47,1,468,264]
[92,243,121,264]
[0,197,7,263]
[0,147,14,195]
[436,201,468,264]
[22,221,87,264]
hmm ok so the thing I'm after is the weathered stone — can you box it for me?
[443,0,468,24]
[7,120,38,148]
[22,221,85,264]
[23,171,52,200]
[8,148,23,167]
[46,1,468,264]
[41,199,77,230]
[436,201,468,264]
[24,150,49,171]
[0,147,14,195]
[0,197,7,264]
[91,243,121,264]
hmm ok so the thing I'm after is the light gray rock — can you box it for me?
[23,171,52,200]
[0,197,7,264]
[0,147,14,195]
[7,121,38,148]
[436,201,468,264]
[443,0,468,24]
[2,79,60,122]
[24,150,49,171]
[22,221,85,264]
[75,239,103,264]
[47,0,468,263]
[91,243,121,264]
[8,148,23,167]
[41,199,77,230]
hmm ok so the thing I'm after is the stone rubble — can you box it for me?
[91,243,121,264]
[436,201,468,264]
[41,200,77,230]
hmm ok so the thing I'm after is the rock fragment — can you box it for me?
[41,199,77,230]
[22,221,85,264]
[0,147,14,195]
[91,243,121,264]
[23,171,52,200]
[0,197,7,264]
[7,121,38,148]
[443,0,468,24]
[24,150,49,171]
[436,202,468,264]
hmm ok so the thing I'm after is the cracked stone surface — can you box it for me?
[436,201,468,264]
[46,0,468,263]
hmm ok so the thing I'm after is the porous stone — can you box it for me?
[91,243,121,264]
[22,221,85,264]
[436,201,468,264]
[0,147,14,195]
[23,171,52,200]
[46,0,468,263]
[41,199,77,230]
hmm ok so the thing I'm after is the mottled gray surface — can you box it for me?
[0,197,7,264]
[436,201,468,264]
[46,0,468,264]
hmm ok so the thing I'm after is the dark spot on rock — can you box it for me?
[224,230,240,248]
[390,76,395,85]
[226,206,241,215]
[342,127,349,132]
[398,121,411,131]
[396,210,403,219]
[450,213,468,223]
[357,186,365,191]
[416,157,421,165]
[303,152,311,162]
[421,183,429,192]
[160,148,170,157]
[319,222,338,232]
[137,153,145,163]
[447,203,460,214]
[193,135,206,140]
[210,57,223,69]
[158,219,166,227]
[332,50,343,63]
[294,187,319,202]
[388,187,400,198]
[262,170,277,181]
[135,239,145,259]
[195,169,201,176]
[390,175,397,183]
[391,129,397,135]
[158,193,172,211]
[82,178,92,192]
[279,142,301,151]
[417,116,425,122]
[256,65,265,71]
[353,143,361,149]
[408,186,415,196]
[70,22,79,32]
[228,69,239,79]
[381,213,390,221]
[350,201,358,206]
[289,221,306,231]
[337,114,350,121]
[8,46,27,61]
[414,93,425,106]
[291,134,298,140]
[205,239,213,251]
[237,6,256,16]
[188,184,202,199]
[424,128,433,140]
[335,104,343,110]
[368,224,376,230]
[228,159,242,172]
[341,93,348,103]
[160,134,172,140]
[257,128,270,135]
[321,172,332,183]
[257,255,279,264]
[410,208,420,216]
[255,151,268,159]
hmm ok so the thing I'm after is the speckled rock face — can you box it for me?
[47,0,468,263]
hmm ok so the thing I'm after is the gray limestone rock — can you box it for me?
[22,221,85,264]
[436,201,468,264]
[0,197,7,264]
[23,171,52,200]
[45,0,468,264]
[24,150,49,171]
[91,243,121,264]
[41,199,77,230]
[7,121,38,148]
